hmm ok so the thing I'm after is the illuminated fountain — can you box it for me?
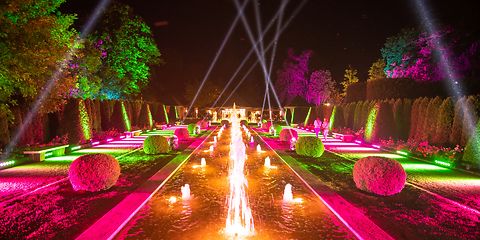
[283,183,303,204]
[283,184,293,202]
[181,184,191,201]
[201,157,206,167]
[250,136,254,144]
[225,104,255,236]
[264,156,271,168]
[257,144,262,152]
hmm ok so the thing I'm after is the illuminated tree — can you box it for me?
[367,59,386,81]
[275,49,312,104]
[381,28,418,78]
[306,70,336,105]
[0,0,77,114]
[92,3,161,99]
[340,65,359,97]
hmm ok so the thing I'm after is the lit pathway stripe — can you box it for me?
[76,129,215,240]
[255,130,393,240]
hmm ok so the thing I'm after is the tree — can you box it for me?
[381,28,418,78]
[367,59,386,81]
[306,69,336,105]
[0,0,77,114]
[340,65,359,97]
[275,49,312,104]
[92,3,161,99]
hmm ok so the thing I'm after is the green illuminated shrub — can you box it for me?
[110,101,127,132]
[295,136,324,157]
[331,105,345,129]
[413,97,429,141]
[274,124,285,135]
[187,123,197,134]
[353,101,363,130]
[143,135,171,154]
[63,99,91,144]
[402,98,412,140]
[461,96,479,146]
[425,97,442,142]
[449,97,466,145]
[463,120,480,167]
[174,128,190,140]
[353,156,406,196]
[374,101,395,141]
[68,153,120,192]
[433,98,454,145]
[138,103,150,130]
[279,128,298,142]
[408,98,421,140]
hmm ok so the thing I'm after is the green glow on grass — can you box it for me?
[70,146,81,151]
[147,104,153,129]
[396,150,409,156]
[344,153,406,159]
[121,102,132,131]
[163,104,170,124]
[434,159,452,167]
[291,108,295,125]
[304,107,312,126]
[329,106,336,130]
[79,100,91,140]
[45,155,79,161]
[364,105,378,142]
[401,163,448,171]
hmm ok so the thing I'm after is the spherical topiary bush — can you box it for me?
[174,128,190,140]
[295,136,324,157]
[262,121,272,131]
[68,153,120,192]
[144,135,171,154]
[279,129,298,142]
[187,123,197,134]
[353,157,407,196]
[274,124,284,135]
[240,120,248,126]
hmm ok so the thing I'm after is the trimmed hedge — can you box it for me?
[174,128,190,140]
[295,136,324,157]
[187,123,197,135]
[366,78,447,101]
[279,128,298,142]
[345,82,366,103]
[68,153,120,192]
[353,156,406,196]
[144,135,171,154]
[433,98,454,145]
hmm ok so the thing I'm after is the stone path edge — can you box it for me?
[76,129,216,240]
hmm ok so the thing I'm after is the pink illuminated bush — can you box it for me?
[197,120,209,129]
[262,121,272,131]
[174,128,190,140]
[279,129,298,142]
[353,156,406,196]
[144,135,170,154]
[68,153,120,192]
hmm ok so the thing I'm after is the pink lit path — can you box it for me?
[293,128,480,215]
[0,135,148,204]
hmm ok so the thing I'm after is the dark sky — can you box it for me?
[62,0,479,106]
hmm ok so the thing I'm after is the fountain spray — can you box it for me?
[225,104,255,236]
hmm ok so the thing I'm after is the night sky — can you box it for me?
[62,0,479,106]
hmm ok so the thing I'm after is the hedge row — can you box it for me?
[332,95,480,146]
[1,99,178,148]
[345,78,449,103]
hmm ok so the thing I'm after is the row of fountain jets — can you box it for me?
[177,108,300,236]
